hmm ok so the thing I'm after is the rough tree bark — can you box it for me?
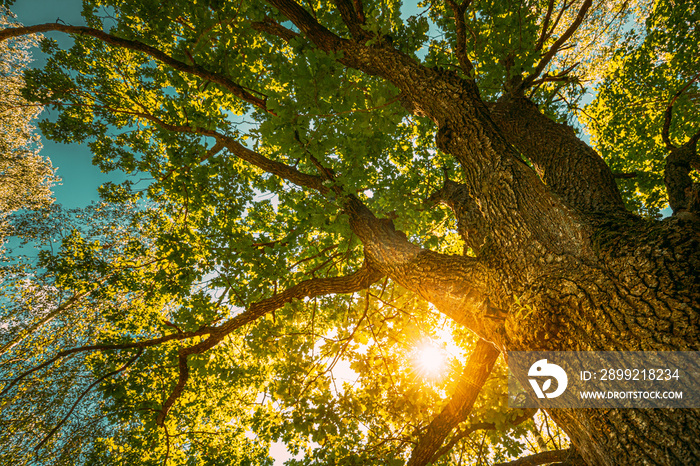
[262,3,700,463]
[3,1,699,464]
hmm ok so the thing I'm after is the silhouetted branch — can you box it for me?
[446,0,475,76]
[407,339,500,466]
[494,448,573,466]
[529,62,580,86]
[0,24,270,112]
[662,71,700,150]
[535,0,556,51]
[520,0,592,91]
[35,349,143,450]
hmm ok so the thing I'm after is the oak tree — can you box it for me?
[1,0,698,465]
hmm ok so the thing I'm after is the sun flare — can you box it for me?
[413,341,447,379]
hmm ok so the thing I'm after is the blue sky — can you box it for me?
[12,0,126,208]
[9,0,427,211]
[8,4,311,461]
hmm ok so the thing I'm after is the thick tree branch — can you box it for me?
[445,0,474,76]
[247,6,592,267]
[334,0,367,40]
[662,73,700,215]
[200,139,225,163]
[352,0,367,23]
[153,262,384,425]
[664,138,700,215]
[214,262,383,337]
[494,448,573,466]
[344,195,498,335]
[254,29,593,258]
[265,0,345,52]
[217,135,330,194]
[407,339,500,466]
[0,24,269,112]
[156,352,190,426]
[490,96,627,214]
[519,0,592,91]
[109,108,331,195]
[264,0,392,71]
[611,171,637,179]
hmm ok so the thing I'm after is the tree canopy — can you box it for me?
[0,0,698,465]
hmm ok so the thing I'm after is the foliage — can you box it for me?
[0,9,57,227]
[584,0,700,216]
[424,0,648,124]
[0,0,694,464]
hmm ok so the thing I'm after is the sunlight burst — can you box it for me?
[413,341,447,379]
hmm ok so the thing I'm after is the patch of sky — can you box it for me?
[281,21,298,33]
[12,0,134,209]
[400,1,438,61]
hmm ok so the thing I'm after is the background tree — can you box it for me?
[0,8,57,229]
[0,0,698,465]
[584,0,700,217]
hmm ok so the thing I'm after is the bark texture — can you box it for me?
[490,96,627,214]
[260,5,700,463]
[4,4,700,464]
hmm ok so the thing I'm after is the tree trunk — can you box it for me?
[553,407,700,465]
[500,215,700,465]
[503,216,700,354]
[197,7,700,462]
[355,57,700,465]
[383,69,700,465]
